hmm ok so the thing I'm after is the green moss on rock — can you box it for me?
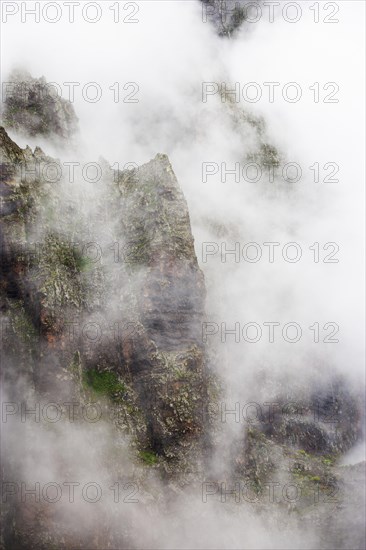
[138,450,158,465]
[83,369,126,399]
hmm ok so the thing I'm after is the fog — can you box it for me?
[1,1,365,548]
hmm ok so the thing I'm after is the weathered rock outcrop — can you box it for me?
[2,70,78,139]
[201,0,265,37]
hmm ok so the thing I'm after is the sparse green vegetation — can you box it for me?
[309,476,321,482]
[138,450,158,465]
[83,369,126,398]
[74,252,95,272]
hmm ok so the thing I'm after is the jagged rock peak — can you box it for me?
[1,69,78,139]
[0,126,25,165]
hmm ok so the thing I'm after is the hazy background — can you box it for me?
[1,1,365,548]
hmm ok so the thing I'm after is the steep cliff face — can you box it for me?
[112,156,208,460]
[0,125,208,468]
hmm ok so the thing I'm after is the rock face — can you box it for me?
[0,125,208,464]
[117,156,205,351]
[113,157,208,459]
[1,70,78,139]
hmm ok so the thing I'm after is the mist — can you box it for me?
[1,1,365,548]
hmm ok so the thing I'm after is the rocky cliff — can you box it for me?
[0,123,209,459]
